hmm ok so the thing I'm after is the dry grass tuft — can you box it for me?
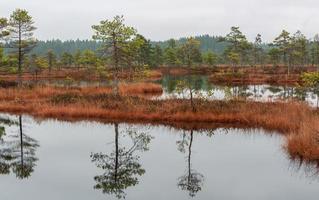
[286,117,319,162]
[119,82,163,95]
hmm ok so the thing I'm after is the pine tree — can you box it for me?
[273,30,291,65]
[7,9,37,84]
[0,18,9,39]
[46,49,56,74]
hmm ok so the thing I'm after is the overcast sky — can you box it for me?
[1,0,319,42]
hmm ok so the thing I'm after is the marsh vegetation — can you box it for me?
[1,7,319,200]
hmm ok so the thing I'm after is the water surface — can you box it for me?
[158,75,319,107]
[26,75,319,106]
[0,114,318,199]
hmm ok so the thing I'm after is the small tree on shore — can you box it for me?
[164,39,179,66]
[29,54,48,81]
[0,18,8,68]
[0,18,9,39]
[0,48,3,65]
[310,34,319,68]
[301,72,319,107]
[223,26,250,67]
[178,37,201,67]
[61,52,73,67]
[176,38,202,112]
[46,49,56,75]
[133,34,154,67]
[227,51,240,72]
[252,34,264,67]
[123,34,145,73]
[92,15,136,93]
[202,51,218,67]
[7,9,37,85]
[273,30,291,75]
[290,31,308,67]
[153,44,164,67]
[268,48,281,67]
[74,50,82,69]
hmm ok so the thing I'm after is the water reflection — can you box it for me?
[90,123,152,199]
[0,116,318,199]
[159,75,319,107]
[0,115,39,179]
[26,74,319,107]
[288,156,319,181]
[177,130,204,197]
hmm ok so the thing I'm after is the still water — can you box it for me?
[158,75,319,106]
[0,114,318,199]
[32,75,319,106]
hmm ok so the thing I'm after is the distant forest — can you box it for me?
[3,10,319,72]
[32,39,101,57]
[32,35,229,57]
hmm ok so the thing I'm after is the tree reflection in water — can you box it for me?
[91,123,152,199]
[0,115,39,179]
[177,130,204,197]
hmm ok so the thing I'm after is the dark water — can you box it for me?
[0,114,318,199]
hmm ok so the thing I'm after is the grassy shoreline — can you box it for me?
[0,65,316,86]
[0,85,317,163]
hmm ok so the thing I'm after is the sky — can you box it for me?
[1,0,319,42]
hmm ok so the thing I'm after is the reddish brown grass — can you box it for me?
[158,65,317,85]
[0,68,163,81]
[119,82,163,95]
[0,86,317,162]
[147,70,163,78]
[0,82,162,102]
[210,73,301,85]
[286,117,319,162]
[0,86,113,101]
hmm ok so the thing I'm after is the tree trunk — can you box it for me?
[112,35,120,94]
[19,115,24,173]
[49,64,52,78]
[18,22,22,86]
[187,74,196,112]
[187,130,193,184]
[190,87,195,112]
[114,123,119,182]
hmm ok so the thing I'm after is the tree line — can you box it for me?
[2,9,319,82]
[28,35,227,57]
